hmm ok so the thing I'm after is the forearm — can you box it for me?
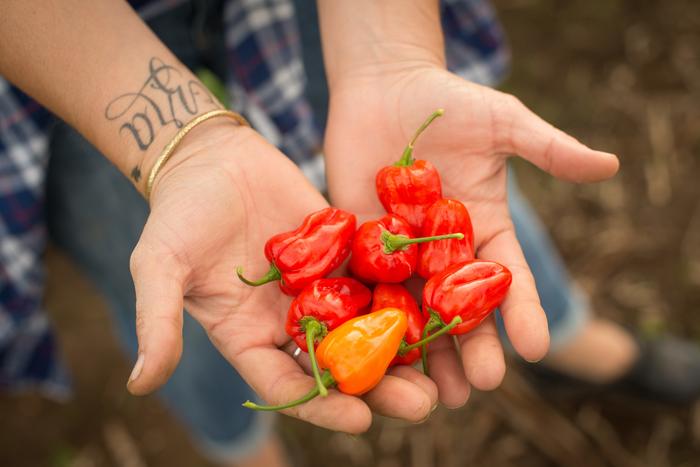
[0,0,220,192]
[316,0,445,92]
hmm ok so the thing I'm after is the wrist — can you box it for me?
[318,0,445,93]
[331,44,445,94]
[142,110,250,201]
[98,56,224,192]
[147,117,255,204]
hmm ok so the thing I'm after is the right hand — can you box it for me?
[126,120,438,432]
[324,65,619,407]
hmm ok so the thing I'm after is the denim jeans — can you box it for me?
[45,0,587,462]
[505,173,589,350]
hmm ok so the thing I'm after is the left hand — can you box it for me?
[127,121,437,431]
[323,65,619,407]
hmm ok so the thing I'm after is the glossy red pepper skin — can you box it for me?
[349,214,417,283]
[371,284,426,366]
[418,199,475,279]
[376,159,442,232]
[285,278,371,351]
[349,214,464,284]
[239,207,356,295]
[423,260,512,335]
[375,109,445,232]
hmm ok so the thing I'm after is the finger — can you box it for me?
[387,365,439,409]
[492,92,619,183]
[457,316,505,391]
[477,228,550,362]
[232,345,372,433]
[363,370,435,423]
[127,243,186,395]
[427,335,471,408]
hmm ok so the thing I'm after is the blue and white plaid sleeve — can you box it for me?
[0,79,70,397]
[443,0,510,86]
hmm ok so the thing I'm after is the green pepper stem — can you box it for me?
[236,263,281,287]
[400,316,462,354]
[396,109,445,167]
[421,310,445,376]
[381,230,464,254]
[397,338,409,355]
[303,318,328,397]
[242,370,336,411]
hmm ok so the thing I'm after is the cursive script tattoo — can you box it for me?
[105,57,218,180]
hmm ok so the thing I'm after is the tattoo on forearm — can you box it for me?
[105,57,218,181]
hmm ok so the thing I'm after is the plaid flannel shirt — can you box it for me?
[0,0,508,395]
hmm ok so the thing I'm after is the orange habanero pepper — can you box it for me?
[243,308,407,411]
[316,307,407,395]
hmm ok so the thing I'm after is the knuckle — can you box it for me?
[504,93,524,109]
[129,247,145,276]
[491,92,524,150]
[410,394,432,422]
[416,394,432,417]
[493,91,524,115]
[134,309,147,337]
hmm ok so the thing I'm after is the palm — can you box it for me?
[325,67,618,405]
[328,69,510,246]
[129,126,437,431]
[150,135,323,355]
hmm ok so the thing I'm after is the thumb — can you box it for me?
[127,241,185,395]
[492,92,620,182]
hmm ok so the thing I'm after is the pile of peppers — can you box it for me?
[238,109,512,412]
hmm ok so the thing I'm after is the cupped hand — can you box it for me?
[324,66,619,407]
[125,120,437,432]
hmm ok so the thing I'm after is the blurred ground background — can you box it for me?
[2,0,700,465]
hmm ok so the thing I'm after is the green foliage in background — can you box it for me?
[196,68,230,108]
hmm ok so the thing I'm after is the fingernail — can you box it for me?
[413,403,439,424]
[128,354,144,384]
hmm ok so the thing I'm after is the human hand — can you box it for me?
[324,66,619,407]
[126,120,437,432]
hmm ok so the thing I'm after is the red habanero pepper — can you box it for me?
[243,308,407,411]
[286,278,371,352]
[285,278,371,395]
[375,109,444,231]
[371,284,425,366]
[422,260,512,336]
[349,214,464,284]
[371,284,463,367]
[417,198,475,279]
[237,207,355,295]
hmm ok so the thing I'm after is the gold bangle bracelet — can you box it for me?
[144,109,250,202]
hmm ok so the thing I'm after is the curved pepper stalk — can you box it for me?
[236,263,281,287]
[395,109,445,167]
[420,309,449,376]
[243,370,336,411]
[381,230,464,254]
[244,309,407,411]
[349,214,464,284]
[375,110,445,231]
[301,316,328,397]
[398,315,461,356]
